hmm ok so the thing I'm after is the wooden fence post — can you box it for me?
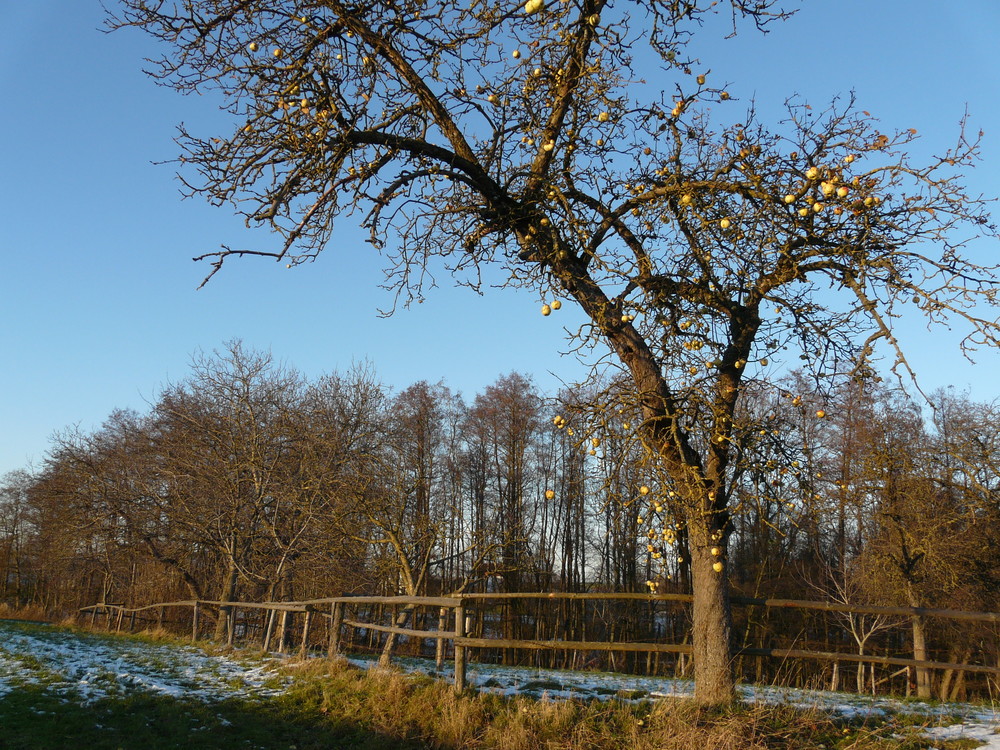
[263,609,276,650]
[90,607,98,626]
[278,610,290,654]
[454,601,466,693]
[300,607,313,657]
[328,602,344,658]
[227,606,236,647]
[192,602,200,642]
[157,606,165,630]
[115,609,125,633]
[436,607,447,670]
[390,604,398,654]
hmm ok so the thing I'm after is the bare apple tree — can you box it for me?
[110,0,999,704]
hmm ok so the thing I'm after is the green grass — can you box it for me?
[0,621,417,749]
[0,670,423,749]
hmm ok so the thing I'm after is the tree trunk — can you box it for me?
[939,653,956,701]
[263,608,276,649]
[910,618,931,698]
[689,543,735,705]
[950,661,968,702]
[907,590,932,699]
[378,606,413,668]
[941,648,971,702]
[214,562,238,641]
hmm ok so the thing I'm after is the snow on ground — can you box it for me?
[925,723,1000,750]
[3,618,1000,747]
[0,619,288,706]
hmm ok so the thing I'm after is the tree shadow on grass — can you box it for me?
[0,684,425,750]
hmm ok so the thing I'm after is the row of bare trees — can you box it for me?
[1,343,604,615]
[3,342,1000,696]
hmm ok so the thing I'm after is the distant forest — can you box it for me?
[3,340,999,693]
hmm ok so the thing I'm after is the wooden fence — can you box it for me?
[79,592,1000,696]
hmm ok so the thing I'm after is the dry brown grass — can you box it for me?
[276,657,903,750]
[0,602,53,623]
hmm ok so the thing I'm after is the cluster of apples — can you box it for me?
[645,514,677,539]
[784,393,829,419]
[637,485,671,560]
[784,155,875,217]
[587,437,600,456]
[540,299,562,316]
[247,42,292,62]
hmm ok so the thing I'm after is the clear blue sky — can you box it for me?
[2,1,998,476]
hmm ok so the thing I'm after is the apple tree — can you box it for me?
[110,0,999,704]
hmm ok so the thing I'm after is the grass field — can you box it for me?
[0,618,994,749]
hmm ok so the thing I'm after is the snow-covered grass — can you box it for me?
[0,619,358,748]
[0,619,288,705]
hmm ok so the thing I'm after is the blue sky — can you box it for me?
[2,1,998,476]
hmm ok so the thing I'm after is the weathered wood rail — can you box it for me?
[80,592,1000,694]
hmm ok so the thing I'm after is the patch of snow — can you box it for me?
[0,620,288,706]
[925,722,1000,749]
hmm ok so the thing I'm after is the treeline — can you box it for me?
[3,341,1000,695]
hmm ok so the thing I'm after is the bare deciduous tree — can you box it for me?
[111,0,1000,703]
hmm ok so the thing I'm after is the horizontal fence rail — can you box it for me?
[79,592,1000,695]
